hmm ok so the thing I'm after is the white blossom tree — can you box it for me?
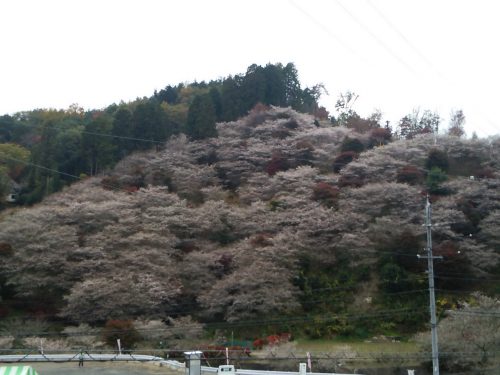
[416,294,500,372]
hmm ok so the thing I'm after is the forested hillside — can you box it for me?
[1,104,499,338]
[1,63,499,373]
[0,63,325,205]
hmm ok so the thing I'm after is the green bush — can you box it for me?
[341,137,364,153]
[426,167,448,194]
[426,149,449,172]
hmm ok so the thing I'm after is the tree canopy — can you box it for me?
[0,62,327,204]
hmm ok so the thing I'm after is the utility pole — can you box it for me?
[418,196,442,375]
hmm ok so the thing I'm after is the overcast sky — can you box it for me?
[1,0,499,137]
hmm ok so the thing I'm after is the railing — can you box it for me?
[160,361,356,375]
[0,353,359,375]
[0,353,163,363]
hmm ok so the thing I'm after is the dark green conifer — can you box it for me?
[186,94,217,140]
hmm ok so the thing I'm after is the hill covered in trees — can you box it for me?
[0,62,325,205]
[1,103,499,337]
[0,63,499,373]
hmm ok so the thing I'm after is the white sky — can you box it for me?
[1,0,499,137]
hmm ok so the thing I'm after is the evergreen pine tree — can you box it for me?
[221,76,244,121]
[185,94,217,140]
[132,101,168,150]
[209,87,223,121]
[112,107,134,157]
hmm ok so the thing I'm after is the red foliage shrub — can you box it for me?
[9,165,25,180]
[333,151,358,173]
[0,242,13,256]
[312,182,340,207]
[102,319,140,349]
[174,240,199,253]
[25,297,60,318]
[267,334,280,345]
[434,241,472,288]
[266,153,289,176]
[475,167,495,179]
[314,106,329,120]
[251,102,270,114]
[295,140,314,151]
[246,103,270,126]
[0,305,10,319]
[346,116,375,133]
[217,254,233,274]
[250,233,273,247]
[428,193,444,204]
[397,165,424,185]
[434,241,460,257]
[338,175,364,188]
[124,185,139,193]
[253,338,267,349]
[101,175,120,190]
[252,333,290,349]
[369,127,392,146]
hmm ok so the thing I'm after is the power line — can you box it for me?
[433,275,500,283]
[363,0,437,71]
[363,0,498,136]
[4,121,496,193]
[3,302,497,342]
[11,286,484,324]
[333,0,419,76]
[289,0,497,137]
[3,285,432,324]
[69,128,165,145]
[435,288,493,295]
[447,310,500,318]
[0,307,429,338]
[3,116,166,145]
[0,154,128,194]
[0,155,80,181]
[287,0,372,67]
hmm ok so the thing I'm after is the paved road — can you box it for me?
[28,361,178,375]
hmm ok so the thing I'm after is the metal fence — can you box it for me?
[0,354,358,375]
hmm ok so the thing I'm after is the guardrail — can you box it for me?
[0,355,358,375]
[0,354,163,363]
[158,359,356,375]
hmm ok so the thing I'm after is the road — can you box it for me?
[25,361,178,375]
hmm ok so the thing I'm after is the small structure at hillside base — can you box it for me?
[5,193,18,203]
[4,180,20,203]
[0,366,39,375]
[184,351,203,375]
